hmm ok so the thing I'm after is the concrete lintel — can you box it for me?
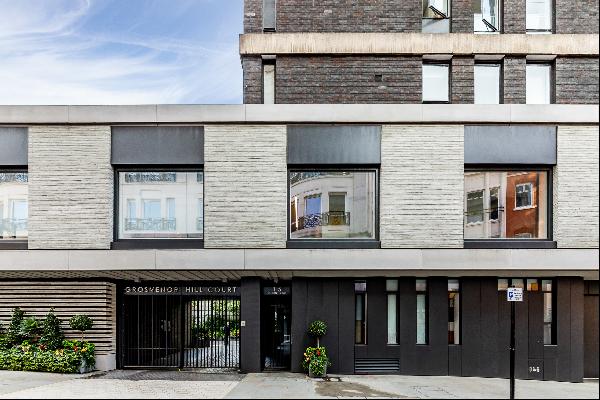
[239,33,600,56]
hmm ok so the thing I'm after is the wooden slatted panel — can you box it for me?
[0,281,116,355]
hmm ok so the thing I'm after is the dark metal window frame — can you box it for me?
[542,278,557,346]
[422,60,451,104]
[448,278,461,346]
[474,60,504,104]
[525,0,555,34]
[355,280,368,345]
[112,165,204,250]
[526,60,556,104]
[286,166,380,249]
[416,278,429,346]
[0,166,28,250]
[386,279,400,346]
[463,166,556,249]
[262,58,276,104]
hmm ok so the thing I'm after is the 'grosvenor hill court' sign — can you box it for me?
[123,285,240,296]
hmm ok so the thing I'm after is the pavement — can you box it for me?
[0,370,597,399]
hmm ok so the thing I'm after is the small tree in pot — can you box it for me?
[308,320,327,347]
[303,320,331,378]
[69,314,93,342]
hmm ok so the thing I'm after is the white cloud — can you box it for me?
[0,0,242,104]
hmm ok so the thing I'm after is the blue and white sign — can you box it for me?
[507,288,523,302]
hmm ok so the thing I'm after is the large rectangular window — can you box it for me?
[474,64,501,104]
[289,170,376,240]
[464,170,549,239]
[422,63,450,103]
[526,0,552,33]
[526,63,552,104]
[0,172,28,240]
[386,279,398,345]
[416,279,428,345]
[422,0,450,32]
[474,0,501,33]
[355,281,367,345]
[448,279,460,345]
[117,171,203,239]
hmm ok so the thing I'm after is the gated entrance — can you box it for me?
[120,283,241,369]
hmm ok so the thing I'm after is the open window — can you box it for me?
[422,0,450,33]
[474,0,501,33]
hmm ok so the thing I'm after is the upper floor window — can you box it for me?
[464,170,549,239]
[422,63,450,103]
[422,0,450,33]
[474,0,501,33]
[117,171,203,240]
[526,0,553,33]
[474,63,501,104]
[289,170,377,240]
[263,0,276,31]
[526,63,552,104]
[0,172,28,240]
[263,61,275,104]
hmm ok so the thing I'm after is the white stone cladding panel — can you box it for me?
[380,125,464,248]
[28,126,113,249]
[554,125,599,248]
[204,125,287,248]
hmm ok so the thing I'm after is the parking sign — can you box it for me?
[507,287,523,302]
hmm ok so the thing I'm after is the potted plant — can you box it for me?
[69,314,94,373]
[308,320,327,347]
[303,320,331,378]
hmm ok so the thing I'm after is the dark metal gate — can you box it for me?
[121,284,240,369]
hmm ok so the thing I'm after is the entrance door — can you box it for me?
[262,291,291,370]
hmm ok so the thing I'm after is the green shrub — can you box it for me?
[19,317,41,343]
[308,320,327,347]
[40,308,64,350]
[302,346,331,377]
[69,315,93,341]
[0,340,95,373]
[6,307,25,345]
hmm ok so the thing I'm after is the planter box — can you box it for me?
[78,359,94,374]
[308,364,327,378]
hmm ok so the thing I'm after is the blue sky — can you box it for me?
[0,0,243,104]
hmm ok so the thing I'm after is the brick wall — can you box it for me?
[28,126,113,249]
[380,125,464,248]
[244,0,263,33]
[204,125,287,248]
[556,0,599,33]
[503,56,526,104]
[503,0,526,33]
[554,126,599,248]
[451,0,473,33]
[273,56,422,104]
[451,57,474,103]
[556,57,600,104]
[243,56,263,104]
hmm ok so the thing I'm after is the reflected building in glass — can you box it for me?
[0,172,28,240]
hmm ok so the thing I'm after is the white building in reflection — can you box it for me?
[0,173,28,239]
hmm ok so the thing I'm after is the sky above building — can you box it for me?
[0,0,243,104]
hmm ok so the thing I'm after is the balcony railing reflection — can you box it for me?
[196,217,203,232]
[0,218,28,237]
[125,218,176,231]
[464,206,504,224]
[291,212,351,232]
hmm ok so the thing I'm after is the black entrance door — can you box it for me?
[262,289,292,370]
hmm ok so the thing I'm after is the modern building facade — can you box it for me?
[1,0,599,383]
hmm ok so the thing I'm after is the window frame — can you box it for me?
[542,278,556,345]
[422,61,451,104]
[525,0,554,34]
[112,166,204,249]
[474,61,503,104]
[448,279,461,345]
[286,167,380,249]
[355,281,368,345]
[463,166,555,249]
[386,279,399,345]
[473,0,503,33]
[0,167,28,250]
[262,59,276,104]
[416,278,429,345]
[526,61,555,105]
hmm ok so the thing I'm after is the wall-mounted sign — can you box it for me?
[124,285,240,297]
[263,286,291,296]
[528,359,543,379]
[507,288,523,302]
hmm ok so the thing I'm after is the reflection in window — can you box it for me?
[448,280,460,345]
[0,172,28,240]
[542,279,555,344]
[422,64,450,103]
[355,281,367,345]
[422,0,450,32]
[118,171,203,239]
[387,280,398,344]
[474,0,501,32]
[416,279,428,344]
[526,64,551,104]
[289,171,376,240]
[526,0,552,32]
[464,171,548,239]
[474,64,501,104]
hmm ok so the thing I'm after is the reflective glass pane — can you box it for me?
[416,294,427,344]
[526,64,551,104]
[118,171,203,239]
[527,279,539,291]
[464,171,548,239]
[423,0,450,17]
[0,172,28,240]
[416,279,427,292]
[387,294,398,344]
[355,281,367,292]
[474,64,501,104]
[289,171,376,239]
[474,0,501,32]
[526,0,552,31]
[511,279,525,289]
[422,64,449,102]
[386,279,398,292]
[542,279,552,291]
[498,278,509,291]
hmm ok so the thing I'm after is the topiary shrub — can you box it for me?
[19,317,41,343]
[308,320,327,347]
[40,308,64,350]
[69,315,93,341]
[6,307,25,346]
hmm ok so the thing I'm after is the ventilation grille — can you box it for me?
[354,358,400,373]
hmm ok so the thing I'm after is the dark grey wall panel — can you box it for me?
[291,278,308,373]
[497,291,511,378]
[584,293,599,378]
[465,125,556,165]
[448,346,462,376]
[461,278,481,376]
[338,280,355,374]
[399,278,417,375]
[570,278,584,382]
[515,290,529,379]
[416,278,448,376]
[240,277,261,373]
[479,279,499,378]
[556,278,572,382]
[0,127,28,165]
[287,125,381,165]
[528,292,544,361]
[111,126,203,165]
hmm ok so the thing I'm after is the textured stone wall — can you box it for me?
[243,56,264,104]
[503,0,526,33]
[204,125,287,248]
[28,126,113,249]
[380,125,464,248]
[451,0,473,33]
[556,57,600,104]
[244,0,263,33]
[451,56,474,103]
[503,56,526,104]
[556,0,599,33]
[273,56,422,104]
[554,126,600,248]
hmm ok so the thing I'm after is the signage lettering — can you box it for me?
[507,287,523,302]
[263,286,291,296]
[124,285,240,296]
